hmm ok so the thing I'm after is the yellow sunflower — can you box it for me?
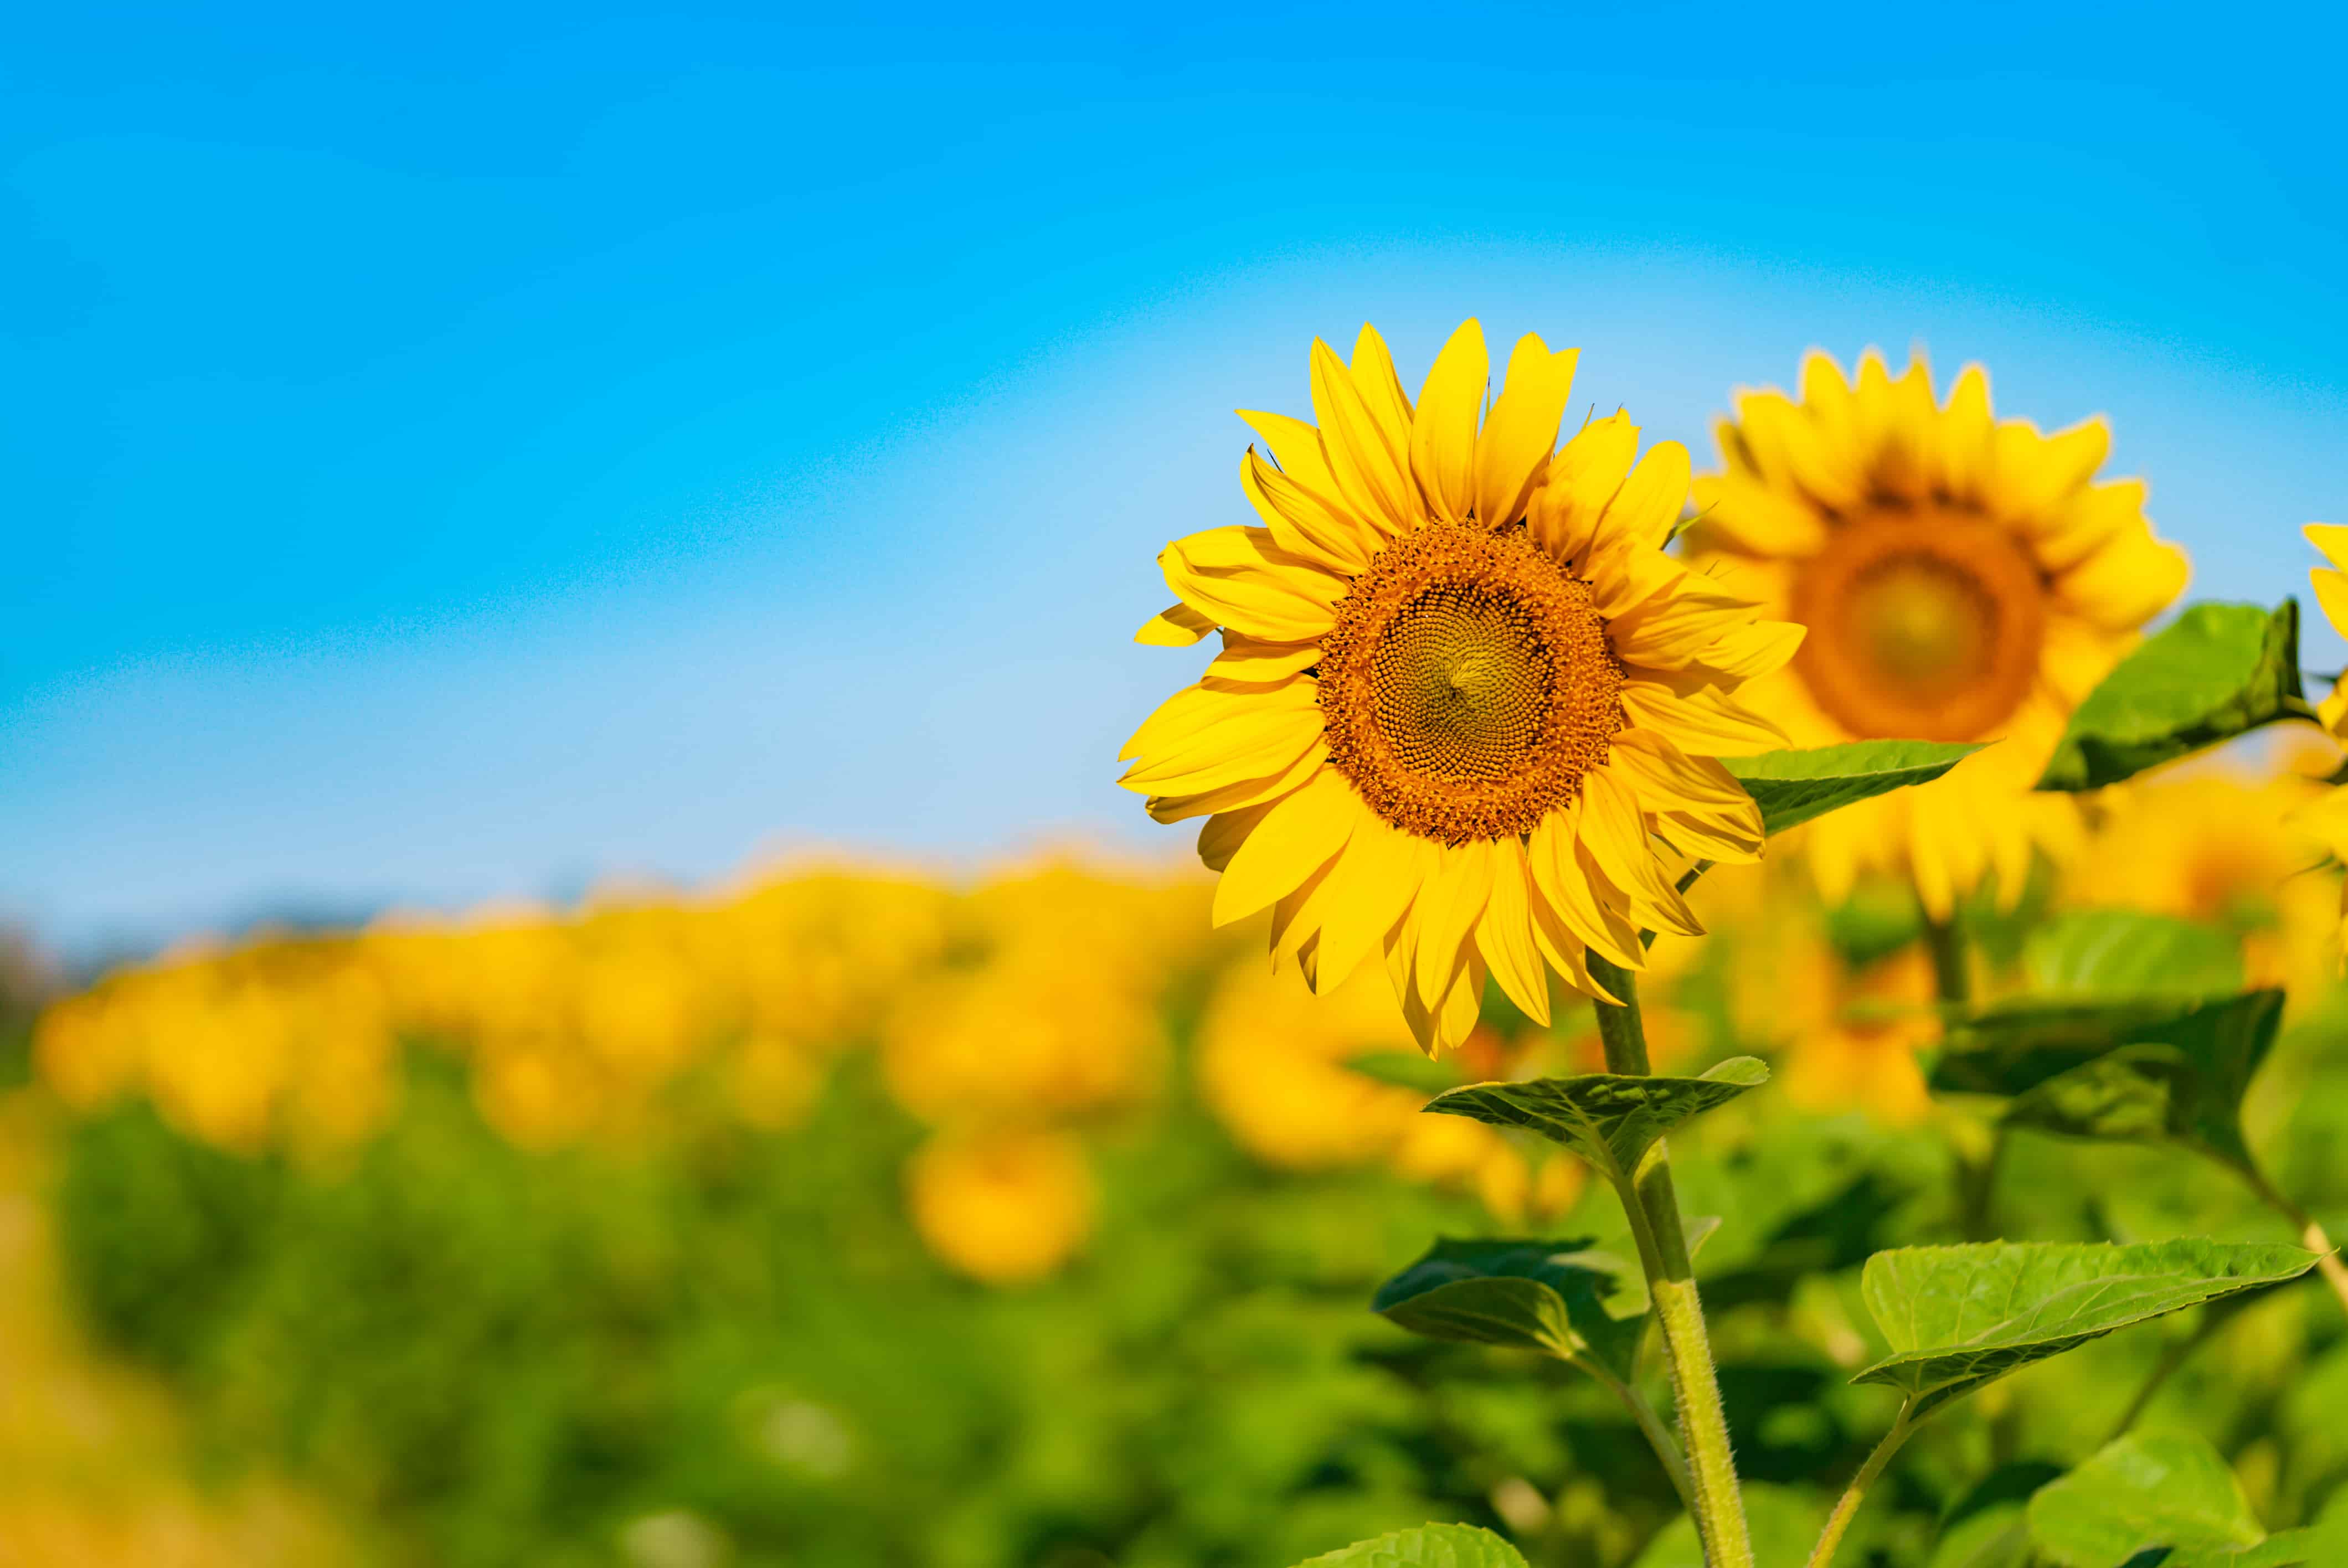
[1686,350,2190,919]
[1119,320,1804,1053]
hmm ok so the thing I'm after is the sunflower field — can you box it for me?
[18,335,2348,1568]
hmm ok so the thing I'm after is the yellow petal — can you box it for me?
[1410,319,1487,524]
[1311,338,1417,533]
[1242,447,1376,574]
[1606,729,1755,810]
[1316,813,1428,992]
[2312,566,2348,643]
[2306,522,2348,574]
[2056,529,2190,632]
[1135,602,1216,646]
[1121,690,1324,794]
[1351,322,1416,448]
[1206,633,1322,687]
[1213,767,1359,925]
[1939,363,1995,503]
[1198,797,1280,871]
[1145,742,1329,823]
[1577,766,1702,937]
[1472,336,1578,528]
[1476,837,1551,1027]
[1529,410,1639,565]
[1159,527,1342,642]
[1685,473,1826,558]
[1620,680,1789,756]
[2031,478,2148,574]
[1528,806,1643,968]
[1597,440,1692,553]
[1270,852,1344,974]
[1990,416,2109,524]
[1414,838,1495,1005]
[1237,408,1343,501]
[1740,386,1863,513]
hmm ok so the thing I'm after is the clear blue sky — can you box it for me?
[5,2,2344,955]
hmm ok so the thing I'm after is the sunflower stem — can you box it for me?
[1804,1398,1918,1568]
[2240,1166,2348,1319]
[1587,950,1752,1568]
[1921,912,1970,1007]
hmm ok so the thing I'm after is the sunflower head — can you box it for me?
[1686,349,2189,917]
[1120,320,1804,1053]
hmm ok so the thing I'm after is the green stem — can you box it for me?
[1805,1398,1918,1568]
[1588,950,1752,1568]
[2105,1321,2206,1445]
[2240,1167,2348,1319]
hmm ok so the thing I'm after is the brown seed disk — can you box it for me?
[1790,504,2047,743]
[1319,520,1623,844]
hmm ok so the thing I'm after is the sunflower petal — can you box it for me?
[1578,766,1703,937]
[1351,323,1416,447]
[2056,528,2190,632]
[1159,527,1343,642]
[1620,680,1789,756]
[1414,838,1495,1004]
[1136,602,1216,646]
[1316,814,1427,993]
[1145,744,1330,823]
[1410,318,1487,524]
[2307,522,2348,575]
[1527,806,1644,968]
[1242,447,1377,574]
[1595,439,1692,554]
[1198,798,1280,871]
[1477,837,1551,1027]
[1311,338,1417,533]
[1473,336,1579,527]
[1213,767,1360,925]
[1238,408,1343,501]
[1529,410,1640,566]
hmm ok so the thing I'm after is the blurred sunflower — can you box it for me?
[1687,350,2189,919]
[1120,320,1804,1052]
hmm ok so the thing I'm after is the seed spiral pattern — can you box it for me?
[1319,521,1623,844]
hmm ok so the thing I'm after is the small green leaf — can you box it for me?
[1424,1058,1769,1179]
[1372,1236,1646,1381]
[2037,601,2315,791]
[2028,1434,2293,1567]
[1934,991,2283,1177]
[2022,910,2245,1000]
[1723,740,1985,835]
[1854,1240,2315,1416]
[1293,1523,1532,1568]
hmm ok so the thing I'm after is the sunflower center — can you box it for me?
[1319,521,1621,844]
[1791,509,2047,742]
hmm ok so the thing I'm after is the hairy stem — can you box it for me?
[1588,949,1751,1568]
[1805,1399,1918,1568]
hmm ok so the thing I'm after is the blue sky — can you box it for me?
[4,2,2344,955]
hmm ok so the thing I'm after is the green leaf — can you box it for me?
[1853,1240,2316,1416]
[1631,1482,1826,1568]
[2036,601,2315,791]
[1722,740,1985,835]
[1293,1523,1532,1568]
[1372,1236,1647,1382]
[2027,1434,2299,1567]
[1423,1058,1769,1179]
[2021,910,2245,1001]
[1934,991,2283,1177]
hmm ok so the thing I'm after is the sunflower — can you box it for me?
[1685,350,2189,919]
[1119,321,1804,1053]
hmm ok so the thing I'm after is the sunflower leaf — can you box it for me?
[2036,600,2315,792]
[1930,989,2282,1177]
[1293,1523,1532,1567]
[1853,1240,2316,1417]
[1721,741,1985,835]
[1372,1236,1647,1383]
[1423,1058,1768,1179]
[2021,910,2244,1000]
[2027,1433,2304,1567]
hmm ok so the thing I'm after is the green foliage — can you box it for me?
[2028,1434,2306,1567]
[1855,1240,2316,1415]
[1293,1523,1531,1567]
[1934,990,2283,1178]
[2021,911,2245,1001]
[1372,1237,1645,1382]
[2036,601,2315,791]
[1722,741,1985,835]
[1423,1059,1768,1179]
